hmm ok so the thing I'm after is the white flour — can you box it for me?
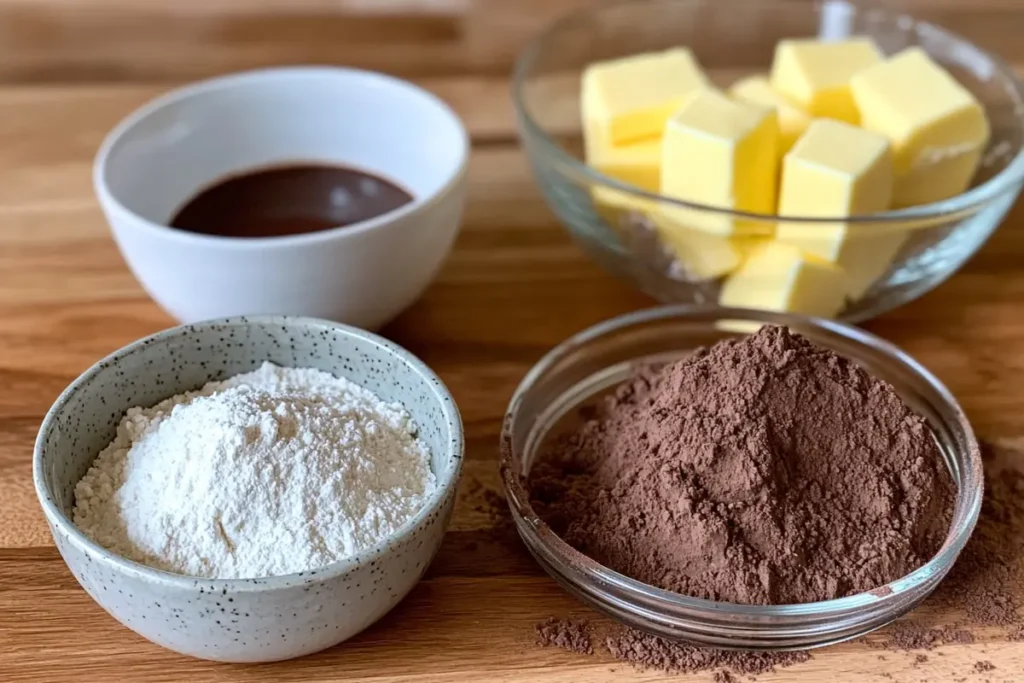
[72,362,436,579]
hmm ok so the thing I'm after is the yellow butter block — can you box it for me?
[729,75,811,156]
[851,47,990,208]
[836,231,907,301]
[770,38,883,124]
[585,131,662,192]
[585,138,661,216]
[650,214,743,279]
[585,143,663,218]
[582,103,662,218]
[582,47,709,145]
[775,119,897,298]
[660,89,778,237]
[732,236,770,260]
[719,241,847,318]
[583,115,661,205]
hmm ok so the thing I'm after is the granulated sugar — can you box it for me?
[529,326,955,605]
[73,362,435,579]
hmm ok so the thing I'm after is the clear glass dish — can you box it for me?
[511,0,1024,322]
[499,306,982,650]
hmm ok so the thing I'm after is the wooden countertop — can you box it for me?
[2,1,1024,681]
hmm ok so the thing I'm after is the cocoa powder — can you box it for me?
[534,617,593,654]
[529,326,956,604]
[604,628,811,677]
[931,438,1024,626]
[531,618,812,679]
[879,623,975,651]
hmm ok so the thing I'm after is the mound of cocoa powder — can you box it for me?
[528,325,956,605]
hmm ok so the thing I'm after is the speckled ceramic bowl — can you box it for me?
[33,316,463,662]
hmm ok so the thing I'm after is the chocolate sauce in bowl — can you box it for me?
[170,164,414,238]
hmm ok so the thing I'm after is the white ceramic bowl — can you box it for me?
[33,316,464,662]
[94,68,469,329]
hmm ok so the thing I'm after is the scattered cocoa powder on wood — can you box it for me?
[604,628,811,677]
[465,477,518,546]
[930,438,1024,627]
[534,617,593,655]
[531,617,814,679]
[529,325,956,605]
[863,437,1023,657]
[877,622,975,651]
[851,436,1024,678]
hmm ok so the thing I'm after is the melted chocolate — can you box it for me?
[170,164,414,238]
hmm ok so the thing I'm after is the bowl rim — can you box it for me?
[33,314,465,590]
[93,65,470,250]
[500,304,983,618]
[510,0,1024,225]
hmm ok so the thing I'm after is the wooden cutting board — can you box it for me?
[1,1,1023,681]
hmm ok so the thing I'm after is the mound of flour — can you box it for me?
[72,362,436,579]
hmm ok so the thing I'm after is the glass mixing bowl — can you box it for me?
[511,0,1024,322]
[500,306,982,649]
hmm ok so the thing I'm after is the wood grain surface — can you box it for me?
[2,0,1024,681]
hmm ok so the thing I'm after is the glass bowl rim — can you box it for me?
[510,0,1024,225]
[499,304,984,617]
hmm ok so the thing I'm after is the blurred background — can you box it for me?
[3,0,1021,84]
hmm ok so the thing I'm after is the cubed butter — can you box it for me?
[729,75,811,156]
[584,118,663,216]
[659,89,778,237]
[719,241,847,318]
[851,47,990,208]
[732,236,770,260]
[775,119,899,299]
[581,47,708,145]
[650,214,743,279]
[584,126,662,192]
[582,86,662,218]
[770,38,883,124]
[836,232,907,301]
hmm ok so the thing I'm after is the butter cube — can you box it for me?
[582,48,709,145]
[719,242,847,318]
[660,89,778,237]
[650,214,743,279]
[584,115,661,194]
[839,232,907,300]
[851,47,990,208]
[729,75,811,156]
[775,119,898,298]
[585,130,662,193]
[582,93,662,217]
[770,38,883,124]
